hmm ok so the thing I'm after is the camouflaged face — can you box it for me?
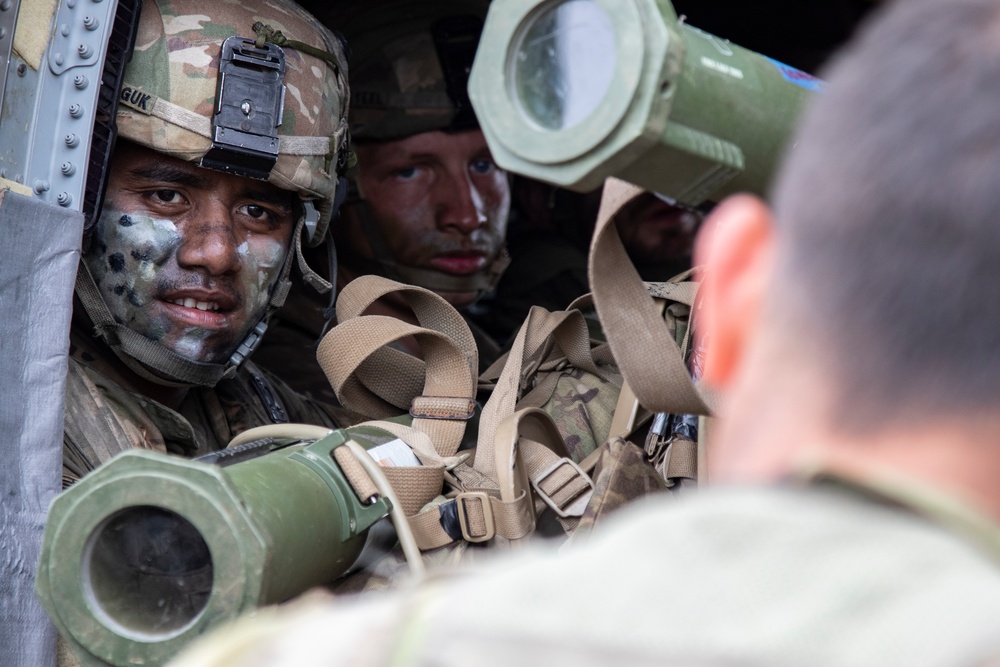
[117,0,350,223]
[329,0,487,141]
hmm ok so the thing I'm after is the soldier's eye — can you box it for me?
[470,159,496,175]
[244,204,267,219]
[394,166,419,180]
[152,189,183,204]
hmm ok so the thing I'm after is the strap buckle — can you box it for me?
[531,457,594,518]
[455,492,495,543]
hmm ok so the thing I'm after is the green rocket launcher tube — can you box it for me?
[35,430,392,667]
[469,0,822,203]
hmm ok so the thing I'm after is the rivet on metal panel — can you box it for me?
[61,162,76,176]
[54,53,65,66]
[0,27,6,39]
[77,43,93,59]
[57,192,73,207]
[65,134,80,147]
[16,62,25,76]
[67,0,76,8]
[60,24,70,36]
[33,180,51,194]
[69,104,83,118]
[0,0,11,11]
[83,15,98,30]
[74,75,89,89]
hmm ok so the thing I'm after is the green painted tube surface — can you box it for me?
[220,445,368,604]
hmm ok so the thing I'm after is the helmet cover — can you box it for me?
[331,0,488,141]
[117,0,350,227]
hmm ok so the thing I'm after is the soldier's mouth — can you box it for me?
[168,298,220,312]
[158,290,237,329]
[430,252,488,275]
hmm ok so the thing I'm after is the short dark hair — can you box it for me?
[771,0,1000,427]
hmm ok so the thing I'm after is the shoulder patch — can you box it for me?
[119,85,156,114]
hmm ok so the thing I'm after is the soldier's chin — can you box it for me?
[440,290,478,309]
[159,334,232,365]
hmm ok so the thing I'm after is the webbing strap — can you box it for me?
[314,277,486,549]
[326,424,449,522]
[336,275,478,375]
[333,276,476,409]
[142,95,336,156]
[405,407,594,551]
[333,447,378,501]
[476,306,603,481]
[381,465,446,517]
[663,436,699,482]
[408,489,535,549]
[317,315,474,457]
[588,178,718,415]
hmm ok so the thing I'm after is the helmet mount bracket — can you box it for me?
[199,36,287,181]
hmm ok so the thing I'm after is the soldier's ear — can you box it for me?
[694,194,776,391]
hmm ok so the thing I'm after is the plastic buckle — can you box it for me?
[531,457,594,518]
[455,492,495,543]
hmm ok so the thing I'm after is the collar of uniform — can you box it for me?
[70,326,201,456]
[793,460,1000,565]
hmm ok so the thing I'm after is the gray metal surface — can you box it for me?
[0,0,120,209]
[0,191,83,667]
[0,0,20,112]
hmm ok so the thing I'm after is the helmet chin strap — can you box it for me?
[75,214,312,388]
[347,199,510,305]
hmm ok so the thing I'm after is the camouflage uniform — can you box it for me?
[62,320,347,489]
[170,470,1000,667]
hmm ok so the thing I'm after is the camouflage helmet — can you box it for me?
[117,0,350,233]
[331,0,488,141]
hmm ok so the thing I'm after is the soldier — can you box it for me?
[63,0,353,488]
[171,0,1000,664]
[254,0,510,399]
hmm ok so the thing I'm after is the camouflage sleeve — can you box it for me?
[63,358,169,488]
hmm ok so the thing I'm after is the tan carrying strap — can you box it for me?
[332,276,479,412]
[407,407,590,550]
[589,178,719,415]
[422,307,607,549]
[316,276,477,459]
[405,302,605,549]
[316,276,495,550]
[476,306,603,481]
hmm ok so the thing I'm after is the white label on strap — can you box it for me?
[367,438,421,468]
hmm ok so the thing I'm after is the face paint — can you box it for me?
[83,206,289,364]
[236,232,286,340]
[84,208,182,328]
[87,142,297,368]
